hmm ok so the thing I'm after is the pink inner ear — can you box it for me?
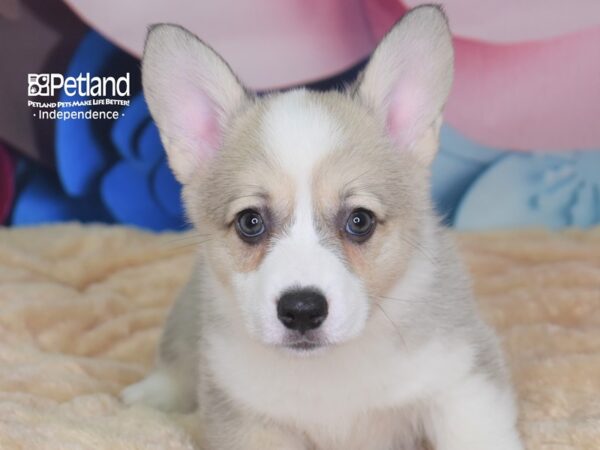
[178,88,222,161]
[385,81,426,147]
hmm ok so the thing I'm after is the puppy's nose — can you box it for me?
[277,288,328,333]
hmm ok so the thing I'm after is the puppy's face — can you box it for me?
[143,7,453,353]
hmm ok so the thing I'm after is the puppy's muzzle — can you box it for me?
[277,288,328,334]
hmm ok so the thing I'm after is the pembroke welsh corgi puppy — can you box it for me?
[122,6,523,450]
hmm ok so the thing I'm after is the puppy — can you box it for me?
[122,6,523,450]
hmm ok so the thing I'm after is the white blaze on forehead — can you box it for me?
[261,90,341,182]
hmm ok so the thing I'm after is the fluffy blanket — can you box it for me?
[0,224,598,449]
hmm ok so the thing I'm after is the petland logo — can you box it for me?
[28,73,130,97]
[27,72,131,120]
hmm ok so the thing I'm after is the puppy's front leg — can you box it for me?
[427,374,523,450]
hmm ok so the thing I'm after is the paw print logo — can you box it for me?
[28,74,50,96]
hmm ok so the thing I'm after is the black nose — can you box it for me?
[277,288,328,333]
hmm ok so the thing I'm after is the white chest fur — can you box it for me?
[205,324,475,444]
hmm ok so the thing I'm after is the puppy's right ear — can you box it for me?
[143,24,247,184]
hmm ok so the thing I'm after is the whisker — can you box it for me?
[377,294,446,311]
[398,233,438,266]
[161,229,215,248]
[163,235,212,247]
[374,301,407,348]
[341,168,373,193]
[165,238,214,250]
[166,232,212,242]
[376,295,413,304]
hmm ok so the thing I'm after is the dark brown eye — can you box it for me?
[345,209,376,242]
[235,209,266,242]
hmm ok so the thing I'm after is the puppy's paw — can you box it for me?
[121,370,195,413]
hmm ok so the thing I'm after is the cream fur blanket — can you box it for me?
[0,224,598,449]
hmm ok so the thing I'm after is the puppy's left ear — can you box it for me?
[356,6,453,165]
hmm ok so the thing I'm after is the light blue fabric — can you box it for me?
[454,151,600,230]
[431,125,504,222]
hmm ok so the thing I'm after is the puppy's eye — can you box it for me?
[345,209,376,242]
[235,209,266,242]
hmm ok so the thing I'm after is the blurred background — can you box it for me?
[1,0,599,232]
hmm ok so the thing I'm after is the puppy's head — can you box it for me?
[143,6,453,354]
